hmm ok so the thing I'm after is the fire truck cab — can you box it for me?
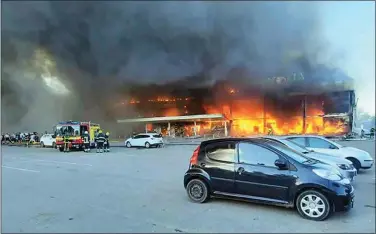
[54,121,101,151]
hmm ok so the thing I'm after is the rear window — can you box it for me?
[135,135,149,139]
[153,135,162,138]
[205,142,236,163]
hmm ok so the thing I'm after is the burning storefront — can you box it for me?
[116,76,356,138]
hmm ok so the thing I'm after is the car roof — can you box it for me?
[137,133,159,135]
[201,137,268,147]
[280,135,326,139]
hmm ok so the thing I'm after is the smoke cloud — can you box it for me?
[1,1,346,133]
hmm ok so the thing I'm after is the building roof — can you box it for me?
[117,114,225,123]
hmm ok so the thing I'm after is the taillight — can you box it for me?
[190,146,200,165]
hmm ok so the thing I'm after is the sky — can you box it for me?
[319,1,375,115]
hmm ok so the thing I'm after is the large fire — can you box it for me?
[123,89,350,137]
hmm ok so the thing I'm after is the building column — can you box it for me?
[302,95,307,134]
[194,121,197,136]
[145,124,148,133]
[168,122,171,136]
[224,121,228,136]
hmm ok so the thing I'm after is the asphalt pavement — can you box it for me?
[1,141,375,233]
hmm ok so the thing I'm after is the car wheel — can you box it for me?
[296,190,331,221]
[126,142,131,148]
[40,141,45,148]
[186,179,209,203]
[145,142,150,148]
[347,158,361,172]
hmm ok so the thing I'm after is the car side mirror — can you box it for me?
[329,145,337,149]
[275,159,288,169]
[52,135,56,138]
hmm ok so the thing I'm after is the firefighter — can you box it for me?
[104,132,110,152]
[95,130,106,153]
[63,133,70,152]
[82,130,91,152]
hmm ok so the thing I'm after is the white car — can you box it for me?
[40,134,56,148]
[286,135,374,171]
[125,133,164,148]
[262,136,357,182]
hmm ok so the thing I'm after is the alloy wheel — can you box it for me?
[300,194,326,218]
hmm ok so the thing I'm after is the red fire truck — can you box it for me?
[54,121,101,151]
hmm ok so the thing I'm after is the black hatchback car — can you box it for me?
[184,138,354,221]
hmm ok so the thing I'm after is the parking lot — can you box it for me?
[2,141,375,233]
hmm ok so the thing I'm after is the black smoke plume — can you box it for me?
[1,1,346,133]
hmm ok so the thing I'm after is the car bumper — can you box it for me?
[328,181,355,212]
[361,160,374,169]
[332,191,354,212]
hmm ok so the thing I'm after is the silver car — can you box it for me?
[261,136,357,182]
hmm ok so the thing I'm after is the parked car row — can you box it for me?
[183,135,373,221]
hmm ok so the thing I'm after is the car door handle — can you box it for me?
[237,167,245,175]
[200,163,206,167]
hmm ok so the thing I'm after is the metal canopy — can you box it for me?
[117,114,224,123]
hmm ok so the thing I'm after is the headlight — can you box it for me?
[313,169,342,181]
[337,164,351,170]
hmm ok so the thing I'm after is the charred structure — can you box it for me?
[117,75,356,137]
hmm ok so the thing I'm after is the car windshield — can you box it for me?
[281,139,311,153]
[326,138,344,148]
[264,140,312,164]
[55,125,80,136]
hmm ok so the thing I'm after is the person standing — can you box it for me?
[63,133,70,152]
[104,132,110,152]
[82,130,91,152]
[95,130,106,153]
[370,127,375,139]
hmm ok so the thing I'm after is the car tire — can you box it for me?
[126,142,131,148]
[52,142,56,149]
[40,141,45,148]
[296,190,331,221]
[347,158,361,172]
[145,142,150,148]
[186,179,210,203]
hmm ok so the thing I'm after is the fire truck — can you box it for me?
[54,121,101,151]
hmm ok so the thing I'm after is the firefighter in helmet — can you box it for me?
[95,130,106,153]
[104,131,110,152]
[82,130,91,152]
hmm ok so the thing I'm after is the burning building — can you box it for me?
[116,73,356,137]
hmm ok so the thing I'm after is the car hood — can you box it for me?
[340,147,373,160]
[306,160,338,172]
[306,152,352,165]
